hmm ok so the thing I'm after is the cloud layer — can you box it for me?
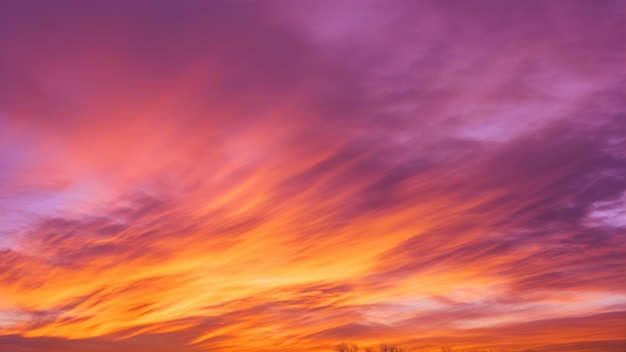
[0,0,624,351]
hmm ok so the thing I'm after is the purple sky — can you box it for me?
[0,1,624,351]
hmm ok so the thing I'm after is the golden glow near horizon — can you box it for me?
[0,1,624,351]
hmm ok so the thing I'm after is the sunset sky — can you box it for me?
[0,1,625,351]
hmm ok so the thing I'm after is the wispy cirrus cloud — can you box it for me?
[0,0,624,351]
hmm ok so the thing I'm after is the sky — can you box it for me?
[0,0,624,351]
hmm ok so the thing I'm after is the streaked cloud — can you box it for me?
[0,0,624,351]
